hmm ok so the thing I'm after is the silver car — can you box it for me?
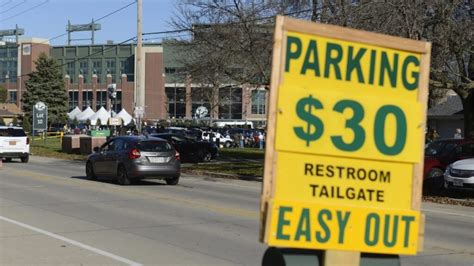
[444,158,474,191]
[85,136,180,185]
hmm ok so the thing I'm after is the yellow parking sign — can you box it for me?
[260,16,431,256]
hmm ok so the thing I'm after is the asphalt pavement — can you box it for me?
[0,156,472,265]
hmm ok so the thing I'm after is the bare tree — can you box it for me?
[170,0,314,87]
[171,0,473,134]
[313,0,473,136]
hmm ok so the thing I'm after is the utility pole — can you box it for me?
[134,0,145,133]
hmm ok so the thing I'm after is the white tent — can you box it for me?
[67,106,81,120]
[115,108,133,125]
[76,107,95,122]
[89,107,111,126]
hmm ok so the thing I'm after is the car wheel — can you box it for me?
[21,155,29,163]
[165,176,180,185]
[428,168,445,190]
[85,161,97,180]
[225,141,232,148]
[117,165,132,185]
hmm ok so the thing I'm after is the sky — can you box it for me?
[0,0,179,46]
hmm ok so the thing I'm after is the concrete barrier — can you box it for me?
[62,135,82,154]
[80,136,107,155]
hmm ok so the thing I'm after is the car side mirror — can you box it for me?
[93,147,100,153]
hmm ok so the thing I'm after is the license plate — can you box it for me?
[9,141,16,145]
[148,157,167,163]
[453,179,463,187]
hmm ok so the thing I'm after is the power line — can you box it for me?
[142,34,191,41]
[140,8,313,37]
[142,29,191,36]
[28,0,137,47]
[0,0,26,14]
[0,0,13,8]
[1,0,49,22]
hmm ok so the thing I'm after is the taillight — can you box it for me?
[26,137,30,145]
[175,151,180,161]
[129,148,141,159]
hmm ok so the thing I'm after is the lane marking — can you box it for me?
[0,215,142,266]
[421,208,474,219]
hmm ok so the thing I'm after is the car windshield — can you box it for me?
[136,141,172,152]
[425,141,457,156]
[0,128,26,137]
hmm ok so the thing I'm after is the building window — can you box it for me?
[69,91,79,111]
[22,44,31,55]
[8,91,17,103]
[165,87,186,118]
[82,91,93,110]
[165,67,176,74]
[251,89,266,115]
[79,60,89,83]
[66,60,75,83]
[219,87,242,119]
[96,91,107,110]
[106,59,116,83]
[93,60,102,83]
[191,87,212,119]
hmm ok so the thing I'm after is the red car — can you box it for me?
[424,139,474,189]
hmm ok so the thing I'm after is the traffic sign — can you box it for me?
[33,102,48,131]
[260,16,431,256]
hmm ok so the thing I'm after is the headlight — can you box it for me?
[445,165,451,174]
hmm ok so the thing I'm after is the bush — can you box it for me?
[22,116,31,133]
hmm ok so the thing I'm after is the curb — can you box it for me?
[182,169,262,182]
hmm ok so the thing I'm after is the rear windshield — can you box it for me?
[136,141,172,152]
[0,128,26,137]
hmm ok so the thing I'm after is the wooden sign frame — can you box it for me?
[260,15,431,259]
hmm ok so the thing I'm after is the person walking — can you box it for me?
[258,131,265,149]
[239,133,244,148]
[454,128,463,139]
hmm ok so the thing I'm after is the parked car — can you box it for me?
[444,158,474,191]
[151,133,218,163]
[201,131,234,148]
[85,136,180,185]
[0,126,30,163]
[424,139,474,189]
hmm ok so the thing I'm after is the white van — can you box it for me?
[215,121,254,129]
[0,126,30,163]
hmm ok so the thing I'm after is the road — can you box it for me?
[0,156,472,265]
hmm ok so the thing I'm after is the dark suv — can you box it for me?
[85,136,180,185]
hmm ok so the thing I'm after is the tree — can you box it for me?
[171,1,311,88]
[22,116,31,134]
[172,1,473,134]
[308,0,473,137]
[22,53,69,126]
[0,85,7,103]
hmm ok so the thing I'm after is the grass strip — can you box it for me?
[182,161,263,178]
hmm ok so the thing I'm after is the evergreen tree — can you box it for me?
[22,116,31,134]
[22,53,69,126]
[0,85,7,103]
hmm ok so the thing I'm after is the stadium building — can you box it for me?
[0,37,268,126]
